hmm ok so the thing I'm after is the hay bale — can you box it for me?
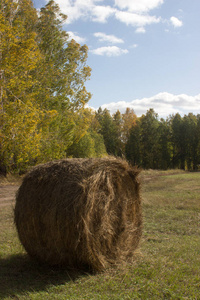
[14,157,142,271]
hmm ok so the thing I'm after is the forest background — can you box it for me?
[1,0,200,175]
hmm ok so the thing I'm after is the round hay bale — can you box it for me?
[14,157,142,271]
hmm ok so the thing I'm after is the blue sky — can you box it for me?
[33,0,200,118]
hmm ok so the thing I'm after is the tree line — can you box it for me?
[0,0,200,174]
[96,108,200,171]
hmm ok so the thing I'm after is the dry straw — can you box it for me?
[14,157,142,272]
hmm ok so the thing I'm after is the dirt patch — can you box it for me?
[0,184,19,208]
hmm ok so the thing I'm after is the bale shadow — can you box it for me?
[0,253,90,299]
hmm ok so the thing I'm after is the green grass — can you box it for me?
[0,170,200,299]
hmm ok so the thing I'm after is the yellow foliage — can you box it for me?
[0,0,93,172]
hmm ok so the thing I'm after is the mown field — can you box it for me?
[0,170,200,299]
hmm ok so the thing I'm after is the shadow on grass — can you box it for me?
[0,253,90,299]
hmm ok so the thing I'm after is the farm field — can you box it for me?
[0,170,200,299]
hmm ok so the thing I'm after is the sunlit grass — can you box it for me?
[1,170,200,299]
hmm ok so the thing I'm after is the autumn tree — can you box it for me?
[68,129,107,158]
[113,110,123,156]
[95,107,138,157]
[95,108,119,155]
[121,108,137,144]
[34,0,92,161]
[0,0,44,172]
[0,0,93,173]
[66,108,107,158]
[35,0,91,111]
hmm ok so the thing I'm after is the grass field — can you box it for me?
[0,170,200,299]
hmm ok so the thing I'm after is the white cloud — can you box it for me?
[115,10,161,27]
[90,46,129,57]
[91,5,115,23]
[170,16,183,27]
[54,0,82,23]
[97,93,200,118]
[68,31,86,43]
[114,0,164,13]
[94,32,124,44]
[47,1,180,37]
[135,27,146,33]
[49,0,115,23]
[48,0,163,28]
